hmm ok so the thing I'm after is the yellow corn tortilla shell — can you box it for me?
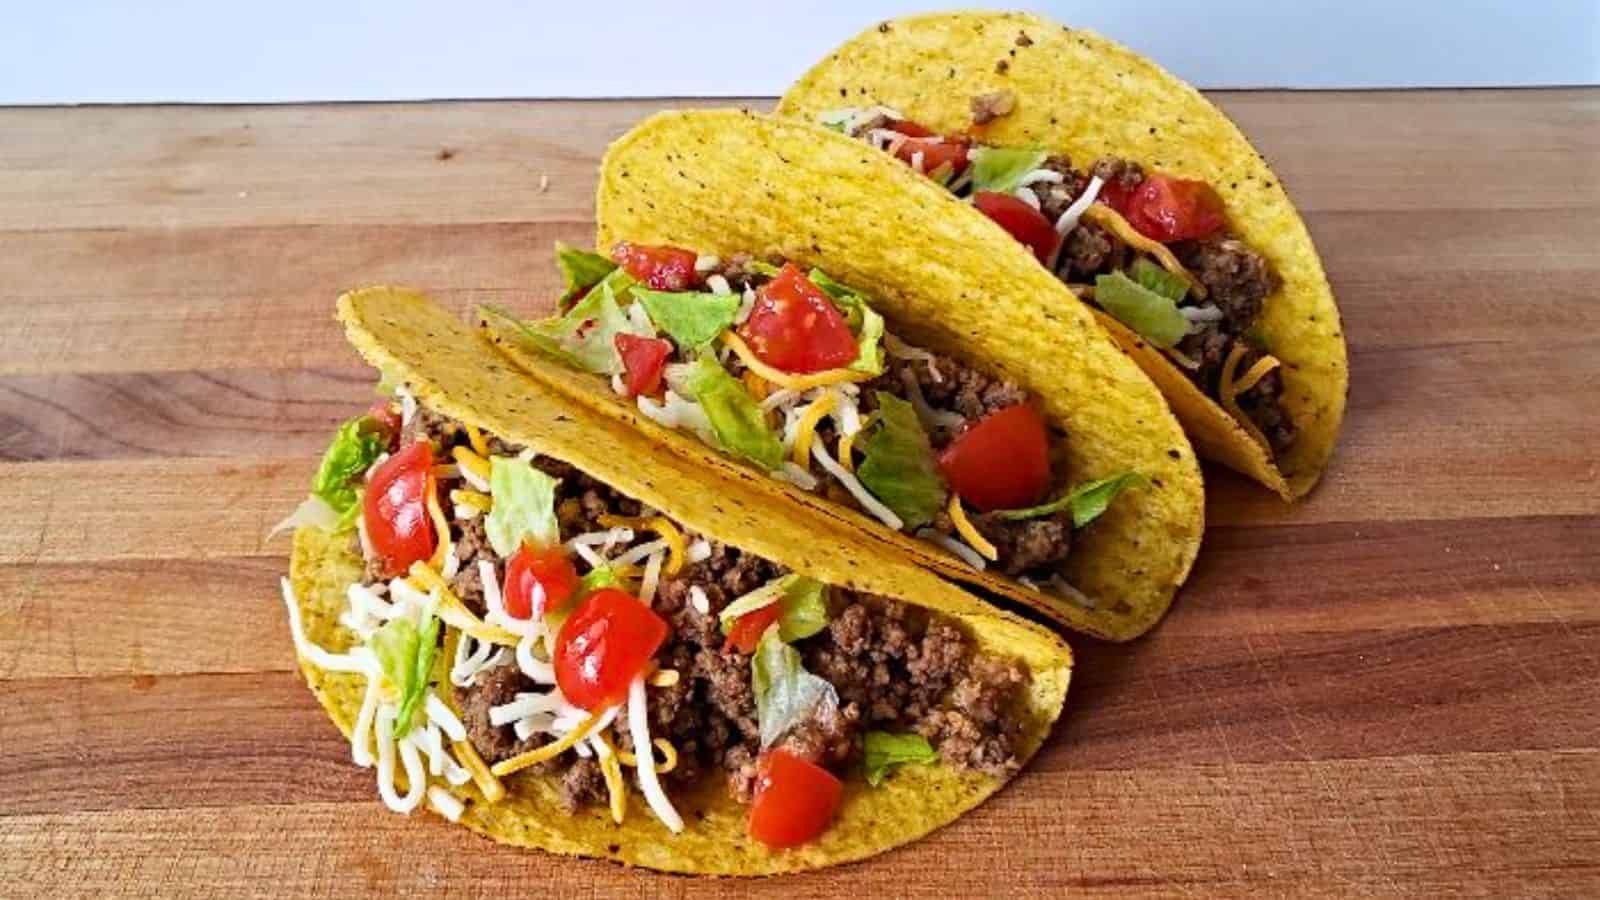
[484,107,1205,641]
[777,10,1347,500]
[286,285,1072,875]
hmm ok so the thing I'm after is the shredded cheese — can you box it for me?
[425,477,453,571]
[598,515,686,575]
[426,785,465,822]
[1218,343,1276,453]
[450,739,506,803]
[490,708,607,776]
[1233,353,1282,396]
[461,423,491,458]
[591,732,629,824]
[451,445,493,488]
[450,489,492,513]
[947,496,999,562]
[721,332,872,391]
[789,391,837,470]
[837,411,876,473]
[627,675,684,832]
[811,442,903,530]
[1082,204,1207,299]
[406,563,521,646]
[648,668,679,688]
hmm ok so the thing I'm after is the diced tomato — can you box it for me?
[1097,177,1136,213]
[362,442,436,578]
[937,404,1051,511]
[736,263,859,373]
[893,136,971,177]
[748,749,843,849]
[614,333,673,398]
[364,402,401,449]
[611,241,699,291]
[887,119,935,138]
[723,603,782,654]
[503,544,580,620]
[554,588,669,711]
[972,191,1060,264]
[1120,173,1226,243]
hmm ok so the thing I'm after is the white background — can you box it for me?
[2,0,1597,105]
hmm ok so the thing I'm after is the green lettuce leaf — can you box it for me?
[1095,271,1189,349]
[371,611,439,734]
[555,242,617,306]
[863,731,939,786]
[857,393,947,528]
[529,268,650,374]
[994,472,1145,528]
[718,575,831,642]
[745,260,782,278]
[1131,257,1189,303]
[672,355,784,471]
[635,288,740,350]
[485,455,561,558]
[808,268,886,376]
[752,627,838,749]
[309,416,388,528]
[969,146,1049,194]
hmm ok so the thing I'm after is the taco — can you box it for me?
[776,11,1348,500]
[276,286,1072,875]
[478,111,1205,642]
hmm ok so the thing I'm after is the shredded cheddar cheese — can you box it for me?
[451,445,492,484]
[721,332,873,391]
[594,733,628,824]
[790,391,838,471]
[648,668,680,688]
[617,737,679,774]
[425,477,453,571]
[1233,354,1281,396]
[837,411,877,473]
[450,739,506,804]
[1083,204,1207,299]
[598,515,686,576]
[449,489,493,513]
[742,370,773,404]
[1219,343,1274,453]
[947,495,999,562]
[407,563,521,646]
[489,708,607,777]
[461,423,491,458]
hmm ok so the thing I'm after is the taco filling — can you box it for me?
[821,104,1295,457]
[278,392,1036,848]
[487,244,1141,588]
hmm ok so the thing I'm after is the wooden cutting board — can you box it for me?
[1,91,1596,898]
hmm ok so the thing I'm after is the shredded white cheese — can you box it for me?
[1055,174,1105,235]
[811,443,903,530]
[693,254,721,273]
[706,274,732,295]
[1017,169,1065,187]
[915,528,989,570]
[629,675,684,833]
[686,539,712,564]
[426,785,464,822]
[1014,186,1041,210]
[689,585,711,616]
[611,538,669,569]
[640,550,664,605]
[515,633,556,684]
[778,461,820,491]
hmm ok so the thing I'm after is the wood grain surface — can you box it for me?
[1,90,1597,898]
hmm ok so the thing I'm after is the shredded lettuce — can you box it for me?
[1131,257,1189,303]
[718,575,831,642]
[969,146,1050,194]
[634,288,740,350]
[752,627,839,749]
[1095,271,1189,349]
[808,268,886,375]
[371,611,439,734]
[745,260,783,278]
[863,731,939,786]
[670,355,784,471]
[579,565,623,596]
[994,472,1145,528]
[555,242,617,306]
[484,455,561,557]
[308,416,388,529]
[857,393,948,529]
[527,268,651,374]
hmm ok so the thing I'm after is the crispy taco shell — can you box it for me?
[776,11,1347,499]
[479,109,1204,641]
[288,286,1072,875]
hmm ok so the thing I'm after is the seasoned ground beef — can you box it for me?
[559,758,608,813]
[449,515,492,616]
[974,512,1073,577]
[1236,364,1298,454]
[455,664,542,765]
[867,354,1028,447]
[1090,156,1145,196]
[1177,236,1275,332]
[1034,155,1085,224]
[1059,222,1113,279]
[970,89,1015,126]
